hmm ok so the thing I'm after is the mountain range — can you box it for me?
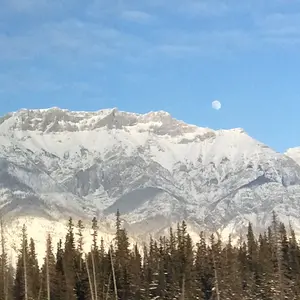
[1,107,300,260]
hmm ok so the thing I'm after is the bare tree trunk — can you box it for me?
[110,245,118,300]
[85,254,95,300]
[273,219,284,300]
[91,251,98,300]
[181,273,185,300]
[46,237,50,300]
[8,250,13,300]
[37,274,43,300]
[213,253,220,300]
[105,274,111,300]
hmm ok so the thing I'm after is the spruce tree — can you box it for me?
[27,238,40,299]
[40,233,57,300]
[14,225,29,300]
[75,220,89,300]
[114,211,131,300]
[55,238,67,299]
[194,232,210,300]
[63,217,77,300]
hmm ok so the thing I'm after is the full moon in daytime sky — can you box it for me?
[212,100,222,110]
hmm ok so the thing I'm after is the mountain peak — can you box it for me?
[2,106,300,262]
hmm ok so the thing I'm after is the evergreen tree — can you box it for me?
[14,225,29,300]
[55,238,67,299]
[75,220,89,300]
[194,232,211,300]
[40,233,57,300]
[63,217,77,300]
[27,238,40,299]
[0,219,13,300]
[279,222,295,299]
[114,210,131,300]
[245,223,259,299]
[288,224,300,297]
[176,221,195,299]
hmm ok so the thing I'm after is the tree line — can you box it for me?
[1,211,300,300]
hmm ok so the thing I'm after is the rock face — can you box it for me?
[1,107,300,247]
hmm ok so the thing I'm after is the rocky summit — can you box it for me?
[1,107,300,258]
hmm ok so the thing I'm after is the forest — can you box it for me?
[0,211,299,300]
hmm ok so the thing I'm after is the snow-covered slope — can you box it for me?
[1,107,300,259]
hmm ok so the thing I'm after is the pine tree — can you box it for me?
[194,231,210,300]
[245,223,259,299]
[222,235,243,300]
[0,219,13,300]
[257,233,274,300]
[27,238,40,299]
[164,227,178,299]
[55,238,67,299]
[176,221,195,299]
[114,210,131,300]
[279,222,295,299]
[269,212,285,300]
[14,225,29,300]
[288,224,300,297]
[130,244,143,299]
[40,233,57,300]
[63,217,77,300]
[209,233,222,300]
[0,219,8,300]
[90,217,100,300]
[75,220,89,300]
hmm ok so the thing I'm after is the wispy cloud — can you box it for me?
[175,0,229,17]
[0,66,104,98]
[0,68,62,94]
[254,13,300,47]
[3,0,48,13]
[121,10,154,24]
[1,0,300,64]
[2,0,90,14]
[2,0,300,96]
[0,18,148,63]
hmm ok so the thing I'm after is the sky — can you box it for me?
[1,0,300,152]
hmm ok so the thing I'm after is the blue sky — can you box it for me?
[1,0,300,152]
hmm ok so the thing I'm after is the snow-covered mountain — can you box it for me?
[1,107,300,259]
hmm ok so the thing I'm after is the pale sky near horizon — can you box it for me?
[1,0,300,152]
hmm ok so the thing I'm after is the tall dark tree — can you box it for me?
[194,232,210,300]
[14,225,29,300]
[0,219,13,300]
[113,210,132,299]
[27,238,40,299]
[62,217,77,300]
[40,233,58,300]
[55,238,67,299]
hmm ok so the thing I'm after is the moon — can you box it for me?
[212,100,221,110]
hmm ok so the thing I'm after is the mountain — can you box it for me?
[1,107,300,260]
